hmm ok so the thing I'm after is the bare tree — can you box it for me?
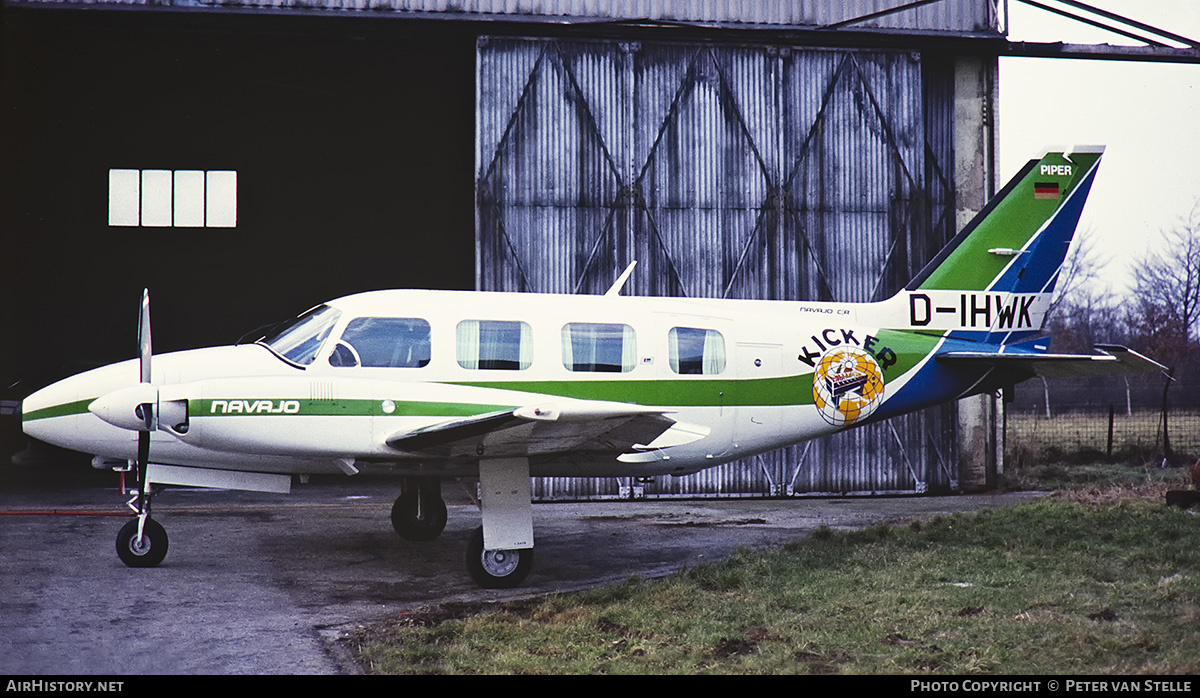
[1047,226,1108,319]
[1045,228,1125,354]
[1124,202,1200,463]
[1126,201,1200,366]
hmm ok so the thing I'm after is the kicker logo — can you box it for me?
[209,399,301,415]
[797,328,897,371]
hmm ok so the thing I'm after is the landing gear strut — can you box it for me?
[468,457,535,588]
[116,480,168,567]
[390,477,447,541]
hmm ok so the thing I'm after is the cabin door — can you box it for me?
[732,342,784,455]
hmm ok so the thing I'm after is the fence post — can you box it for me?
[1106,406,1114,459]
[1161,367,1176,464]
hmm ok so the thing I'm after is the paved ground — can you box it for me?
[0,460,1040,675]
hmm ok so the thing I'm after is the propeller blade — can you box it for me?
[138,288,152,385]
[136,429,151,495]
[135,289,154,510]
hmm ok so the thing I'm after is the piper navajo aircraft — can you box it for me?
[21,146,1163,587]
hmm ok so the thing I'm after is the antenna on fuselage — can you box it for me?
[604,261,638,297]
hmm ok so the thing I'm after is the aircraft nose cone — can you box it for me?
[21,360,140,451]
[21,379,86,445]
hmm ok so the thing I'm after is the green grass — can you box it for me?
[349,490,1200,675]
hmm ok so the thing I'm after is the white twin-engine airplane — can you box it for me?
[22,146,1164,587]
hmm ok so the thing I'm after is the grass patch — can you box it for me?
[348,487,1200,674]
[1002,460,1192,493]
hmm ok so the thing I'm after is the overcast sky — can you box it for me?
[1000,0,1200,295]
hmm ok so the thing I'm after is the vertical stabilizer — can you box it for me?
[871,147,1104,344]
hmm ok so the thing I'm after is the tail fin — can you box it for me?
[877,146,1104,344]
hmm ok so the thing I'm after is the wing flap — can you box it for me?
[387,409,521,452]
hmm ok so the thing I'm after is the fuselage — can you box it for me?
[22,288,991,479]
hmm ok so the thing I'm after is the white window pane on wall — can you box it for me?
[141,170,173,227]
[110,168,237,228]
[173,170,205,227]
[206,170,237,228]
[108,169,140,226]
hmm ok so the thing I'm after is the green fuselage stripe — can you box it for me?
[23,331,941,421]
[446,375,811,407]
[192,399,516,418]
[22,399,93,423]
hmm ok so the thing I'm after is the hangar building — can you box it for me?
[3,0,1010,498]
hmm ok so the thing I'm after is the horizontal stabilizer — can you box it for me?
[937,345,1167,380]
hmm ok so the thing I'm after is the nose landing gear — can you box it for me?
[116,516,168,568]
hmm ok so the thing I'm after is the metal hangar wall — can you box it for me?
[1,0,1003,497]
[477,37,969,498]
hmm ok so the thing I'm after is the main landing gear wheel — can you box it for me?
[116,517,169,568]
[465,525,532,589]
[390,478,448,541]
[391,492,447,541]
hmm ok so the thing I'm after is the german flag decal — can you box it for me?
[1033,181,1060,200]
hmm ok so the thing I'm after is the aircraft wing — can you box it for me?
[936,344,1167,380]
[385,400,709,459]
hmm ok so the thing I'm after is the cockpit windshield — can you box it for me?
[257,305,342,367]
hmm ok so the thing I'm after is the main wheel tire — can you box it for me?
[390,492,447,542]
[116,518,169,568]
[465,525,532,589]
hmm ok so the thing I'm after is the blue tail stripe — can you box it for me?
[991,161,1100,296]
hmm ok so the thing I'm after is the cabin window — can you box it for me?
[456,320,532,370]
[669,327,726,375]
[332,317,431,368]
[257,305,342,367]
[562,323,636,373]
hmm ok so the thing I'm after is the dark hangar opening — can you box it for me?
[1,10,477,387]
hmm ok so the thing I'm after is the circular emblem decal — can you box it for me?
[812,346,886,427]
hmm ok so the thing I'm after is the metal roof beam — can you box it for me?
[1005,40,1200,64]
[1047,0,1200,48]
[1013,0,1200,49]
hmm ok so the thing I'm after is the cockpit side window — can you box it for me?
[257,305,342,367]
[335,317,431,368]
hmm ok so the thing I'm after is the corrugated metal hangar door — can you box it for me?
[477,37,960,499]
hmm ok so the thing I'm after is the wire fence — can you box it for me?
[1005,368,1200,466]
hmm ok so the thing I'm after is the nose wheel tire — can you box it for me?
[116,518,169,568]
[465,525,532,589]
